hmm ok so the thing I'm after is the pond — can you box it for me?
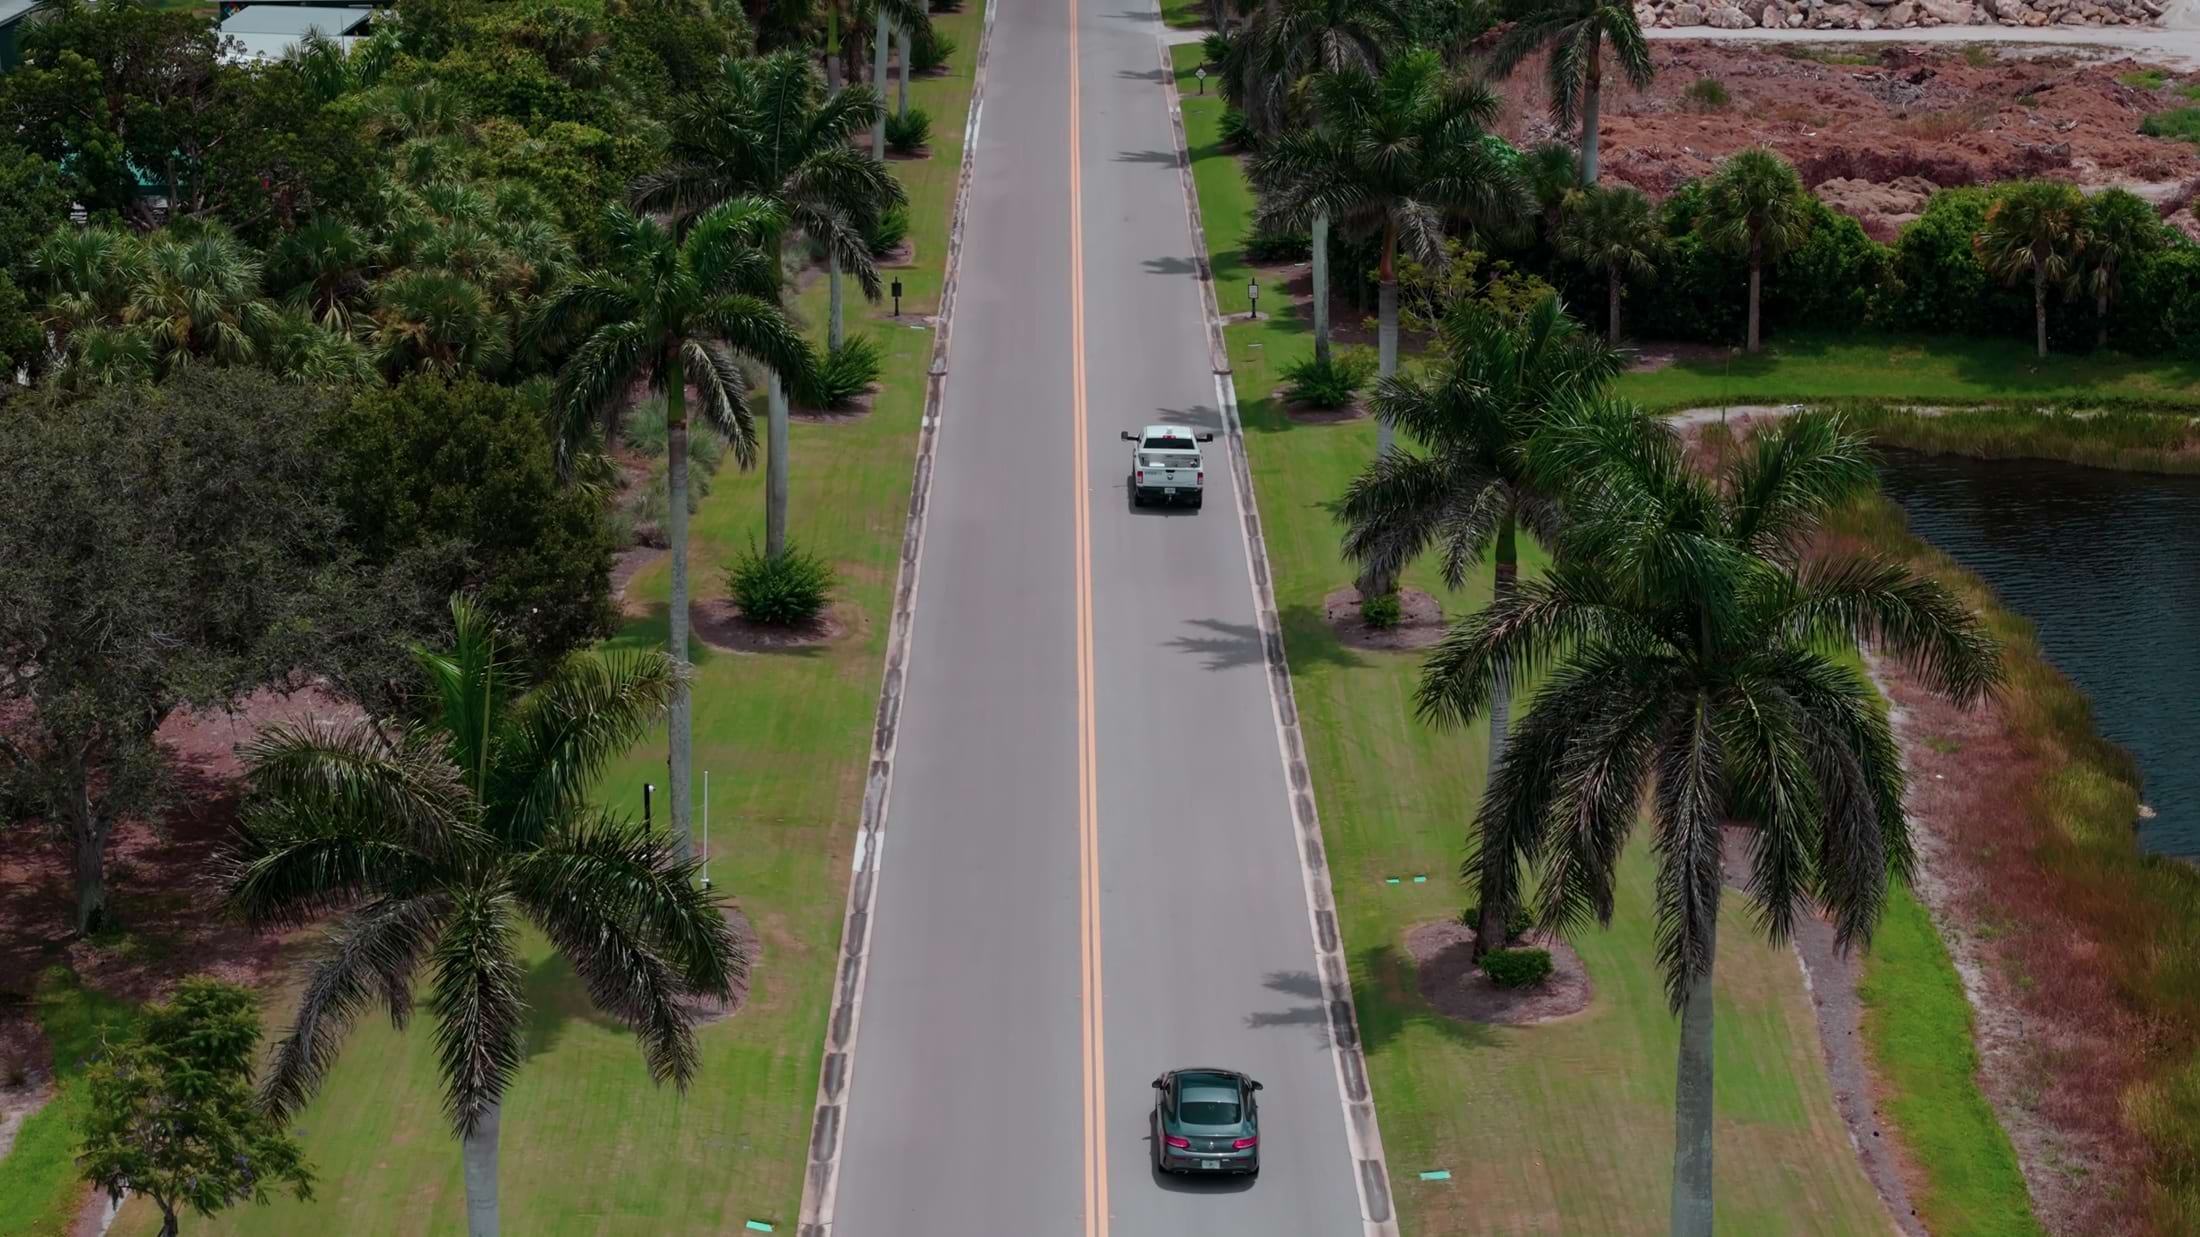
[1874,449,2200,861]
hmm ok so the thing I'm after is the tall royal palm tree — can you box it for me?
[1558,183,1661,344]
[2076,187,2162,352]
[1421,407,1999,1237]
[1229,0,1408,365]
[1487,0,1654,187]
[635,51,905,556]
[1974,179,2087,360]
[1253,48,1529,458]
[524,200,814,862]
[1340,294,1619,956]
[1698,147,1811,354]
[228,596,743,1237]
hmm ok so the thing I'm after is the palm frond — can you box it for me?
[260,895,450,1120]
[1649,693,1726,1011]
[426,885,527,1138]
[491,648,680,847]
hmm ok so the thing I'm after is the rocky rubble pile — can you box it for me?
[1634,0,2162,29]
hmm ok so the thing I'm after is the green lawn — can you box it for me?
[1614,332,2200,412]
[1174,39,1990,1235]
[102,9,986,1234]
[1160,0,1210,29]
[0,970,138,1237]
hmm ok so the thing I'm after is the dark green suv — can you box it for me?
[1150,1067,1261,1176]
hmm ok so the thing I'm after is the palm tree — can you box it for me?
[1486,0,1654,186]
[368,268,512,378]
[524,200,815,862]
[227,596,742,1237]
[1698,147,1811,354]
[635,51,905,555]
[1252,48,1529,462]
[32,224,146,357]
[2076,188,2163,352]
[1421,406,1999,1236]
[1341,295,1619,957]
[1520,141,1581,244]
[270,215,382,332]
[1229,0,1408,365]
[1558,184,1660,344]
[850,0,930,142]
[1973,180,2087,361]
[122,227,275,370]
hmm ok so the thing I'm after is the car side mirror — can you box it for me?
[1196,432,1216,442]
[1121,431,1138,441]
[1151,1075,1167,1089]
[1250,1080,1263,1091]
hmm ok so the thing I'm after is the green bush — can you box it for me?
[1280,348,1376,409]
[866,203,911,258]
[885,107,932,155]
[1767,197,1895,333]
[1682,77,1730,111]
[1219,108,1258,151]
[726,541,835,626]
[911,28,956,73]
[2138,107,2200,143]
[1359,590,1402,629]
[1482,947,1555,989]
[1243,228,1311,263]
[807,335,883,409]
[1463,902,1536,943]
[1887,186,2035,341]
[2119,244,2200,358]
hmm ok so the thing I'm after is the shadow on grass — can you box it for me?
[1353,942,1499,1056]
[521,952,626,1065]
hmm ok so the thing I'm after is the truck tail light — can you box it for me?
[1135,470,1144,484]
[1196,471,1204,485]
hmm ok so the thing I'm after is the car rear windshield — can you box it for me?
[1179,1099,1241,1125]
[1144,437,1197,452]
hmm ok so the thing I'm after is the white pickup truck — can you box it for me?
[1121,425,1217,509]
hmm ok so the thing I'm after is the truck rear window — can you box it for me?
[1144,437,1197,451]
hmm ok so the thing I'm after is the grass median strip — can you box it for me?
[102,11,987,1234]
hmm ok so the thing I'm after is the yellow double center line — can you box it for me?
[1067,0,1109,1231]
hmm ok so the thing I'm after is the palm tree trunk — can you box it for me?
[157,1207,178,1237]
[1474,514,1518,961]
[1607,263,1622,344]
[2033,262,2047,359]
[829,250,845,350]
[767,370,791,559]
[665,367,696,863]
[1376,226,1398,460]
[896,23,911,117]
[462,1101,501,1237]
[826,2,843,93]
[1745,257,1762,353]
[872,8,890,161]
[1312,211,1331,366]
[1581,49,1602,187]
[2097,284,2108,351]
[1670,920,1717,1237]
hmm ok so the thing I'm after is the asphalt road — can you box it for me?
[827,0,1369,1233]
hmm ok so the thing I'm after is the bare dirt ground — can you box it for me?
[1404,919,1595,1025]
[1495,41,2200,240]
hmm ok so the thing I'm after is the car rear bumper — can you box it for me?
[1158,1147,1257,1174]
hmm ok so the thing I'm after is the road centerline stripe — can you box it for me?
[1067,0,1109,1230]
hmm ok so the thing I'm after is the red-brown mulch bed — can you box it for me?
[688,599,861,654]
[1405,919,1594,1027]
[1323,587,1445,652]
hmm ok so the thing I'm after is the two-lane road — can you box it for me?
[826,0,1374,1233]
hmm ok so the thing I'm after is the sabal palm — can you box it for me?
[270,215,382,332]
[122,227,275,369]
[2077,187,2162,351]
[635,50,905,554]
[1252,48,1528,458]
[1974,179,2086,360]
[1341,294,1618,957]
[1487,0,1654,186]
[524,200,815,861]
[228,596,740,1237]
[31,225,146,353]
[368,267,512,378]
[1558,183,1661,343]
[1698,147,1811,354]
[1422,407,1999,1236]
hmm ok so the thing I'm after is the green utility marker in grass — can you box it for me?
[1385,877,1401,885]
[1419,1170,1452,1181]
[745,1223,775,1233]
[1412,875,1427,883]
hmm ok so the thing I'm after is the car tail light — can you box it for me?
[1135,470,1144,484]
[1163,1134,1191,1150]
[1232,1136,1258,1150]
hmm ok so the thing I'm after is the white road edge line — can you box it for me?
[796,0,999,1231]
[1157,28,1402,1237]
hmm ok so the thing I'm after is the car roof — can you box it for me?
[1172,1067,1248,1088]
[1140,425,1201,442]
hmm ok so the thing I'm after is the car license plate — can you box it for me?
[1200,1159,1221,1170]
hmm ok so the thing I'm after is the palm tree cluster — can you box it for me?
[1336,294,2001,1234]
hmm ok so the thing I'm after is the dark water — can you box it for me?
[1872,449,2200,860]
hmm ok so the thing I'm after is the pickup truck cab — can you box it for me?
[1121,425,1217,509]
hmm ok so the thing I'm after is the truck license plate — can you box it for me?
[1200,1160,1221,1170]
[1164,488,1176,497]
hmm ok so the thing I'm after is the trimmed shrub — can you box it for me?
[1219,108,1258,151]
[1360,590,1402,629]
[808,336,883,409]
[1280,348,1376,409]
[726,541,836,626]
[1243,228,1311,264]
[866,203,911,258]
[1462,903,1535,944]
[911,29,956,73]
[1482,947,1554,989]
[885,107,932,155]
[1682,77,1730,111]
